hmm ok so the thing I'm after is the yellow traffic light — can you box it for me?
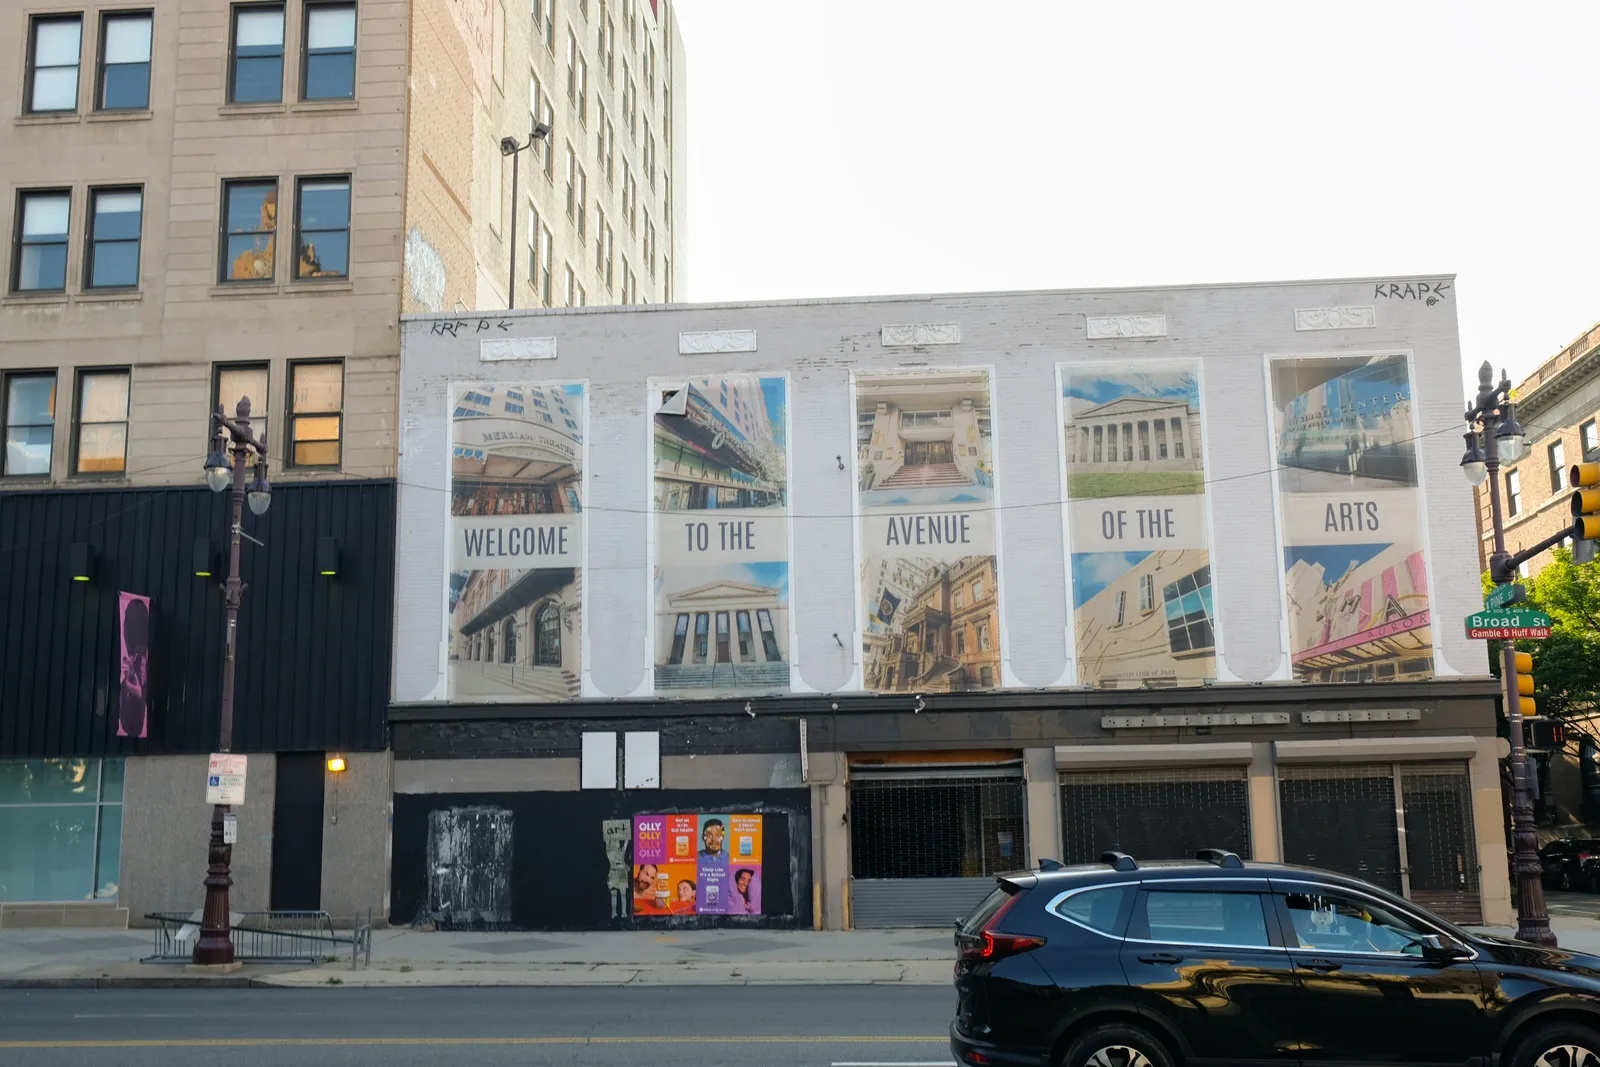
[1517,697,1538,717]
[1514,651,1533,673]
[1511,651,1536,716]
[1517,674,1534,696]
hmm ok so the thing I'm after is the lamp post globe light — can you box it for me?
[193,397,270,966]
[1461,361,1553,947]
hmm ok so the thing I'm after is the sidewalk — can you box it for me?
[0,926,961,989]
[7,915,1600,990]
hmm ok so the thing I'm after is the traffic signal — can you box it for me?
[1511,650,1536,718]
[1574,459,1600,564]
[1527,717,1567,751]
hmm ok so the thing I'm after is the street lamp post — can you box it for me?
[193,397,272,965]
[501,121,552,310]
[1461,360,1554,946]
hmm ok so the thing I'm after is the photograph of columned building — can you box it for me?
[1285,544,1432,683]
[861,556,1000,692]
[654,378,786,510]
[856,372,993,506]
[1064,385,1202,496]
[654,564,790,694]
[1073,549,1215,688]
[447,382,585,701]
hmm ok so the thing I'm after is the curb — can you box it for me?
[0,976,264,989]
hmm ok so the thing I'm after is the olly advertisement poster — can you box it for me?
[446,382,586,701]
[1061,361,1216,688]
[1267,354,1433,683]
[631,814,763,916]
[856,368,1002,693]
[650,376,792,698]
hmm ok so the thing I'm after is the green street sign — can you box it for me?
[1465,609,1554,640]
[1485,583,1524,610]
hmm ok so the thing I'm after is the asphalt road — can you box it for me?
[0,985,956,1067]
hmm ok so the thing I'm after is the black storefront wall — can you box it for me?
[0,481,396,757]
[391,789,812,931]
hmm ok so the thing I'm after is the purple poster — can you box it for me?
[729,867,762,914]
[118,591,150,739]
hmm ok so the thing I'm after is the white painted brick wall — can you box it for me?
[396,276,1480,702]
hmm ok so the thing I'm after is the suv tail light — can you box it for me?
[1581,853,1594,863]
[958,892,1045,962]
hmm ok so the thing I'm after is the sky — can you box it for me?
[670,0,1600,405]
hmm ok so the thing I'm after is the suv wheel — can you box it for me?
[1061,1023,1175,1067]
[1512,1022,1600,1067]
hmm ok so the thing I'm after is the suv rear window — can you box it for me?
[960,885,1017,934]
[1053,885,1132,934]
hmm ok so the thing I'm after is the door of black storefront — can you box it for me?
[848,762,1025,928]
[1059,766,1251,865]
[270,752,326,911]
[1278,762,1482,923]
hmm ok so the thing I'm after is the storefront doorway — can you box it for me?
[847,755,1025,928]
[1279,762,1482,923]
[904,441,953,466]
[1059,766,1251,864]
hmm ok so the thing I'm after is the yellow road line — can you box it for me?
[0,1035,947,1049]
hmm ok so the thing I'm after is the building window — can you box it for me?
[595,208,610,279]
[976,622,991,652]
[302,1,356,100]
[1582,419,1599,456]
[623,166,637,230]
[978,665,994,687]
[1550,440,1567,493]
[0,758,126,902]
[662,254,670,301]
[288,361,343,466]
[1171,418,1185,459]
[73,369,130,475]
[1113,590,1126,626]
[220,179,277,282]
[2,372,57,477]
[229,4,285,104]
[575,165,587,240]
[955,628,966,655]
[538,0,555,51]
[564,144,577,218]
[294,177,350,278]
[564,264,577,306]
[214,363,268,455]
[603,12,615,78]
[1506,468,1521,516]
[13,190,72,293]
[1139,573,1155,613]
[98,11,152,110]
[644,214,655,277]
[953,588,964,611]
[86,187,143,289]
[27,15,82,113]
[537,223,553,306]
[526,203,540,288]
[1162,566,1215,657]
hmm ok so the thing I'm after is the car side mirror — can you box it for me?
[1419,934,1470,961]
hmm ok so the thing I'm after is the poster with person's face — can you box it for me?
[650,376,792,699]
[629,813,763,916]
[1060,361,1216,688]
[118,591,150,738]
[446,382,586,701]
[855,368,1003,693]
[1266,353,1433,683]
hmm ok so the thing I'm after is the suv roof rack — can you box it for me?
[1196,848,1244,869]
[1100,850,1138,872]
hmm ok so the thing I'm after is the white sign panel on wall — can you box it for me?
[445,382,588,702]
[649,376,795,699]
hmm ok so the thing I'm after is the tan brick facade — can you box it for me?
[1477,321,1600,577]
[1,0,407,486]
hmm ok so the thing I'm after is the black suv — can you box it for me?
[951,849,1600,1067]
[1540,838,1600,892]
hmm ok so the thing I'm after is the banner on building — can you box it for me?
[446,382,586,701]
[631,813,763,915]
[1060,362,1216,687]
[1266,353,1433,683]
[118,591,150,738]
[650,376,792,698]
[856,368,1002,693]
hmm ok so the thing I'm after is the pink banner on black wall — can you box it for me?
[118,591,149,739]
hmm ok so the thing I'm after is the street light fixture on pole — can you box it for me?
[502,121,552,310]
[193,397,271,965]
[1461,361,1553,946]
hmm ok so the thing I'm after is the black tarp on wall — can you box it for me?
[391,788,812,930]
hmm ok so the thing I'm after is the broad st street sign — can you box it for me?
[1465,609,1553,640]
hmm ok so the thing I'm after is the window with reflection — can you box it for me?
[229,4,284,103]
[74,369,130,474]
[0,758,125,902]
[288,361,343,466]
[302,1,356,99]
[3,372,57,476]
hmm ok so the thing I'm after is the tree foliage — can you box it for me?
[1483,548,1600,723]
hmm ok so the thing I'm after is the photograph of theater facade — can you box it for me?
[391,277,1508,931]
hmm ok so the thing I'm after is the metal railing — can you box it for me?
[142,910,372,969]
